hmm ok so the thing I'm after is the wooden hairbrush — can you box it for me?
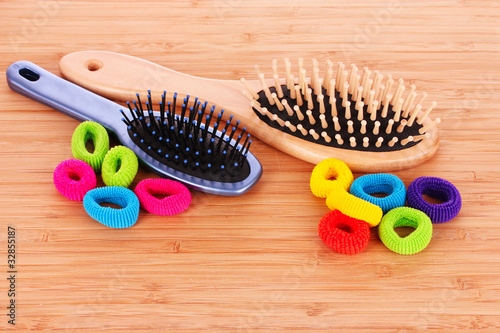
[59,51,440,172]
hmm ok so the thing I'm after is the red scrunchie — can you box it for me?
[134,179,191,216]
[318,210,370,255]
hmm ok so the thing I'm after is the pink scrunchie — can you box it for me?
[53,159,97,201]
[134,179,191,216]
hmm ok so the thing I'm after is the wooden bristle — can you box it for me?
[272,59,279,75]
[297,124,308,136]
[289,77,297,98]
[350,137,357,147]
[293,105,304,121]
[355,87,364,110]
[320,114,328,129]
[360,120,367,134]
[381,94,392,118]
[250,101,264,115]
[419,118,441,134]
[388,137,398,147]
[272,93,284,111]
[336,62,345,90]
[397,119,408,133]
[285,120,297,132]
[386,119,395,134]
[391,79,405,106]
[418,101,437,125]
[363,137,369,148]
[273,74,284,98]
[242,90,260,106]
[295,85,303,106]
[307,88,314,109]
[407,104,421,127]
[309,129,320,140]
[330,97,338,117]
[318,94,326,114]
[401,135,413,146]
[333,117,341,131]
[240,78,259,100]
[373,121,381,135]
[393,98,404,122]
[272,114,285,127]
[306,110,316,125]
[282,99,294,117]
[322,131,332,143]
[347,120,354,134]
[402,85,416,115]
[412,133,430,142]
[345,101,352,120]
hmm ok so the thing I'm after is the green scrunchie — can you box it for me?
[378,207,433,255]
[102,146,139,188]
[71,121,109,172]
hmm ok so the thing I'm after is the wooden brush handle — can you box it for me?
[59,51,439,172]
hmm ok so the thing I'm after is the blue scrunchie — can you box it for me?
[350,173,406,214]
[83,187,140,228]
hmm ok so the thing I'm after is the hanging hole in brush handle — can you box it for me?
[19,68,40,81]
[6,61,125,133]
[86,59,103,72]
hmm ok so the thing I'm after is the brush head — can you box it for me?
[254,86,422,151]
[121,91,253,184]
[244,59,439,154]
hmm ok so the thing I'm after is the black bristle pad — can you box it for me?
[254,85,424,152]
[123,95,251,183]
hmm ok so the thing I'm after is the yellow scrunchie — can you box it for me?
[310,158,353,198]
[310,158,383,227]
[326,184,383,227]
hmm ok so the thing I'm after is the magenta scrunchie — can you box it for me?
[134,179,191,215]
[53,159,96,201]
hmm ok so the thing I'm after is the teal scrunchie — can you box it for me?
[83,187,140,229]
[350,173,406,214]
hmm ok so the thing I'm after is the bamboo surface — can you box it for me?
[0,1,499,332]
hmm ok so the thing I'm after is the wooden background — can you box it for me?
[1,0,499,332]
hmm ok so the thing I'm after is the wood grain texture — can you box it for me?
[0,0,499,332]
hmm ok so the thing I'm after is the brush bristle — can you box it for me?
[243,59,439,152]
[121,91,252,183]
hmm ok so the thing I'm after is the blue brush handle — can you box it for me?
[7,61,126,133]
[6,61,263,196]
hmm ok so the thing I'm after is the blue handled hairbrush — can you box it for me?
[6,61,262,196]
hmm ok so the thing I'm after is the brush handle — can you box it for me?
[6,61,124,133]
[59,51,440,172]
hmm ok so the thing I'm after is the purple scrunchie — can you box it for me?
[407,177,461,223]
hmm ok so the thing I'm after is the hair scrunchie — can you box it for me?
[406,177,461,223]
[71,121,109,172]
[134,179,191,215]
[350,173,406,214]
[53,159,96,201]
[102,146,139,188]
[378,207,433,255]
[325,184,383,227]
[318,210,370,255]
[83,187,140,228]
[310,158,354,198]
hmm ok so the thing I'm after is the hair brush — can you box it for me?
[58,51,440,172]
[6,61,262,196]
